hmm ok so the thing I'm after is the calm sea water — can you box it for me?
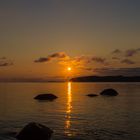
[0,82,140,140]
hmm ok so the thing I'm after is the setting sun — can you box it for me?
[67,67,72,71]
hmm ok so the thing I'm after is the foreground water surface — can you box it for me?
[0,82,140,140]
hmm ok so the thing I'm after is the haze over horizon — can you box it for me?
[0,0,140,81]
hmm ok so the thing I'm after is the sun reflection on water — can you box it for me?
[65,82,72,136]
[66,82,72,114]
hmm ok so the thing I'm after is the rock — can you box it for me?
[34,94,58,101]
[86,94,98,97]
[100,88,119,96]
[16,122,53,140]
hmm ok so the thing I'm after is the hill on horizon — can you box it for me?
[71,75,140,82]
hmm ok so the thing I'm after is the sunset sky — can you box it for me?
[0,0,140,80]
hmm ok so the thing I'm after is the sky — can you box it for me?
[0,0,140,80]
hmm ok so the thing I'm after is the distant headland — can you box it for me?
[70,76,140,82]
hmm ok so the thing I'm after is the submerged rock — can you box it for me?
[86,94,98,97]
[34,94,58,101]
[16,122,53,140]
[100,88,119,96]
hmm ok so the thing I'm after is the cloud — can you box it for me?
[112,49,121,54]
[59,56,87,68]
[112,57,120,60]
[0,57,13,67]
[121,59,135,64]
[92,57,106,63]
[112,48,140,57]
[49,52,67,58]
[111,48,140,65]
[92,57,109,65]
[0,62,13,67]
[93,67,140,76]
[78,66,92,71]
[73,56,91,64]
[0,57,6,60]
[59,55,108,68]
[125,48,140,57]
[34,57,51,63]
[34,52,68,63]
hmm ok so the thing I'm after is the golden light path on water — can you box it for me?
[65,82,72,136]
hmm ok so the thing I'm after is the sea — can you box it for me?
[0,82,140,140]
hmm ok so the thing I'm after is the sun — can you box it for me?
[67,67,72,71]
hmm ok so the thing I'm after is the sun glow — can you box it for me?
[67,67,72,71]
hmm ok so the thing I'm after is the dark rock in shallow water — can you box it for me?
[100,88,119,96]
[16,122,53,140]
[86,94,98,97]
[34,94,58,101]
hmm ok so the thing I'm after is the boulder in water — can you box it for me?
[100,88,118,96]
[86,94,98,97]
[34,94,58,101]
[16,122,53,140]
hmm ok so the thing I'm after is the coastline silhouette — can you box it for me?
[71,75,140,82]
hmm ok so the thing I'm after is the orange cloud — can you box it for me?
[34,52,68,63]
[0,57,13,67]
